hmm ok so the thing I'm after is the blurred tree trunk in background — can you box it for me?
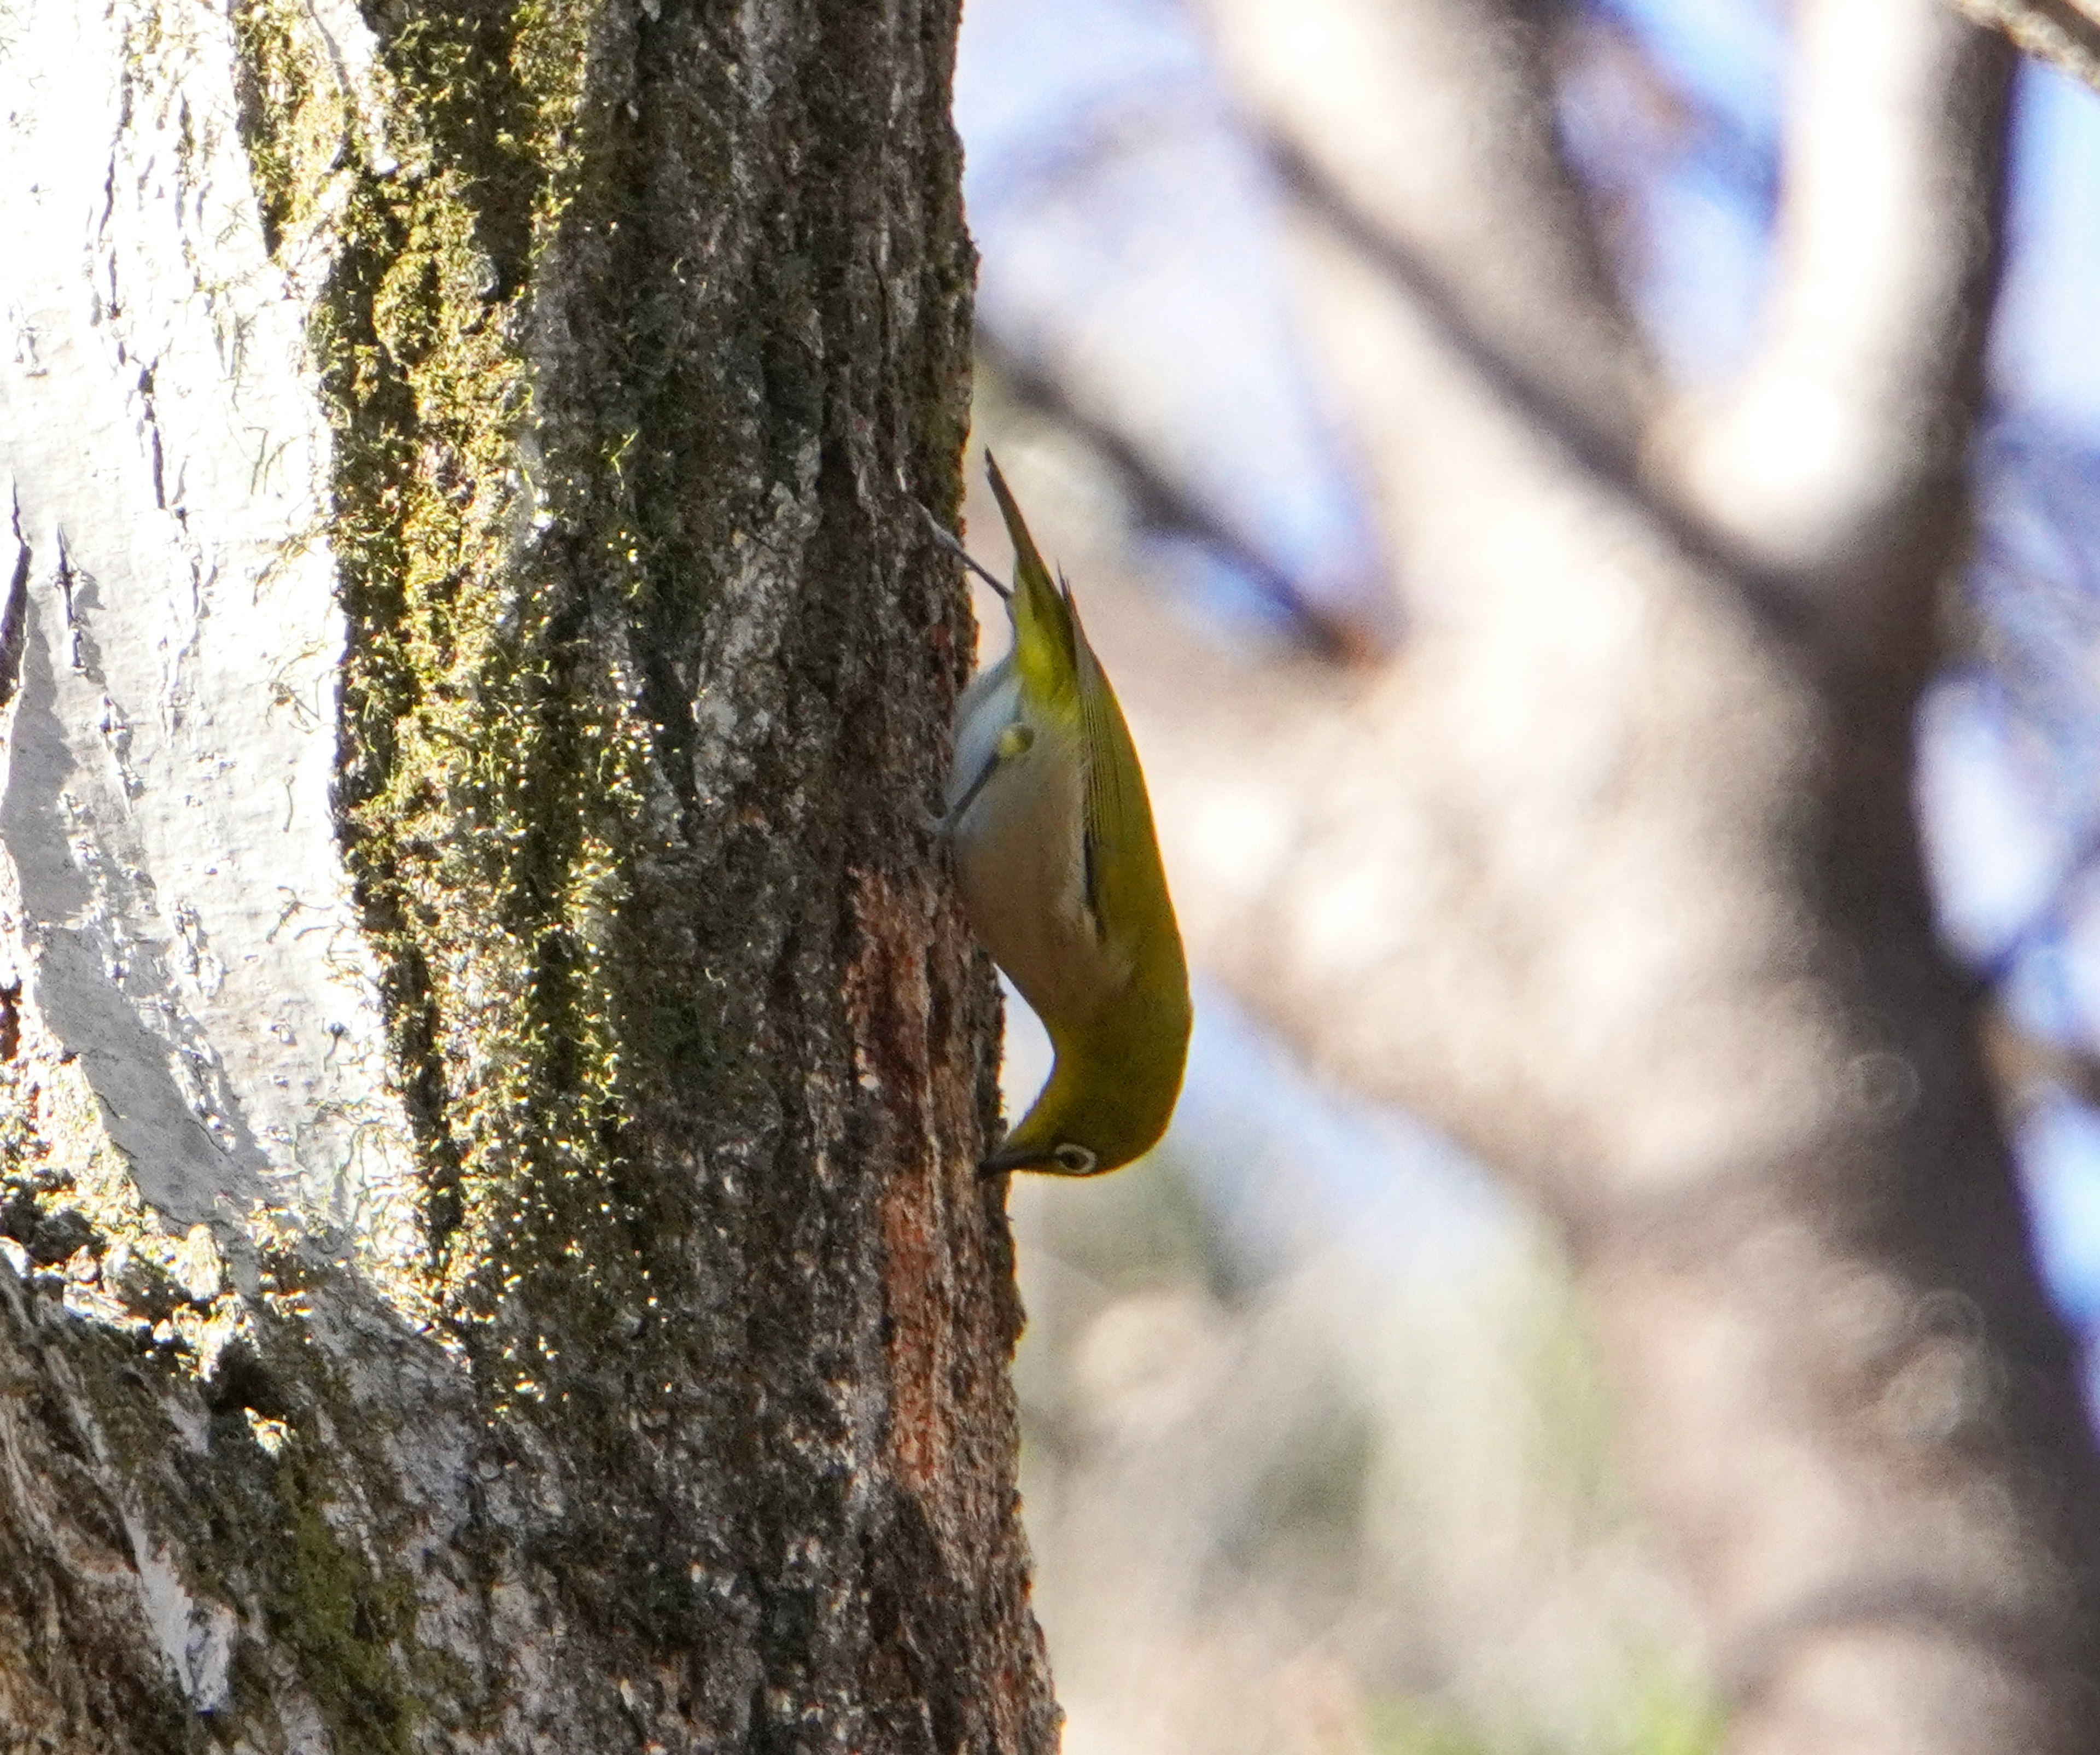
[0,0,1058,1746]
[1012,0,2100,1748]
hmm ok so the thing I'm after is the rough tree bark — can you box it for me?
[0,0,1057,1747]
[980,0,2100,1748]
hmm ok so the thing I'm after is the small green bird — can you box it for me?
[933,456,1192,1176]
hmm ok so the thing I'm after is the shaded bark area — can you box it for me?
[0,0,1055,1743]
[0,1278,196,1751]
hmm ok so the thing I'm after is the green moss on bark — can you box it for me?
[233,0,673,1344]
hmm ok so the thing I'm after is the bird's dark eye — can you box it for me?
[1053,1143,1098,1174]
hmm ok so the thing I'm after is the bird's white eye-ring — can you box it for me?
[1053,1143,1098,1174]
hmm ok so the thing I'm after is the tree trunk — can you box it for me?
[0,0,1056,1746]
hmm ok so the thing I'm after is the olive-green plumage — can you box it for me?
[938,457,1192,1175]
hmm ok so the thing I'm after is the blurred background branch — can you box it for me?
[975,330,1384,660]
[1950,0,2100,94]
